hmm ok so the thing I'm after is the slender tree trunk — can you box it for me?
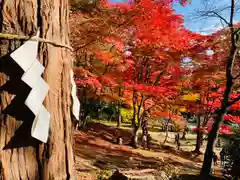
[130,90,138,148]
[116,99,121,127]
[131,95,143,148]
[80,88,87,128]
[116,87,122,127]
[200,1,237,173]
[163,118,171,144]
[141,116,148,149]
[131,90,137,128]
[131,106,141,148]
[96,108,100,120]
[131,127,139,148]
[116,111,121,127]
[194,115,201,154]
[200,113,224,176]
[0,1,75,179]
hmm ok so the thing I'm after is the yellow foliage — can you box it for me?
[178,107,187,112]
[182,93,200,101]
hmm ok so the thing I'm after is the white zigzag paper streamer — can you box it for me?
[10,31,50,143]
[70,69,80,121]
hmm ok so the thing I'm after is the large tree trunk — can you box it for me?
[0,0,75,179]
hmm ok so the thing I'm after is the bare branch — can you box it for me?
[211,11,230,26]
[230,0,235,28]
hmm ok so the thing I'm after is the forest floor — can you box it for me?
[74,121,224,180]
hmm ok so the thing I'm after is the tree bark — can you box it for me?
[141,116,148,149]
[0,0,75,179]
[130,95,143,148]
[131,127,139,148]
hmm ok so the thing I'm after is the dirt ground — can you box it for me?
[74,122,224,180]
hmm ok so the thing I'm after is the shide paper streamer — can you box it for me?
[70,69,80,121]
[10,31,50,143]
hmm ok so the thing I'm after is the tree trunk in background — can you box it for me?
[141,116,148,149]
[130,95,143,148]
[116,87,122,127]
[194,115,201,154]
[200,113,224,176]
[130,90,139,148]
[163,118,170,144]
[201,20,236,175]
[80,88,87,128]
[116,111,121,128]
[131,127,139,148]
[0,0,75,179]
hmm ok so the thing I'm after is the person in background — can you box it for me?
[181,126,188,140]
[212,151,218,165]
[211,151,218,175]
[220,148,225,167]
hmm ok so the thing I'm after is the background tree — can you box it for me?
[192,0,240,176]
[0,0,75,179]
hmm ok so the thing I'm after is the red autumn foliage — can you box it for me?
[70,0,239,137]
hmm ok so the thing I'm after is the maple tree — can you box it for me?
[70,6,128,124]
[70,0,240,177]
[70,0,205,148]
[104,0,208,148]
[180,0,240,175]
[177,16,240,156]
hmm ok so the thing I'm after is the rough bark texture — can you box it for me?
[0,0,75,179]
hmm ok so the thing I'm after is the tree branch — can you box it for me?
[75,39,98,52]
[230,0,235,28]
[234,72,240,79]
[227,95,240,107]
[211,11,230,26]
[194,10,230,26]
[0,33,72,50]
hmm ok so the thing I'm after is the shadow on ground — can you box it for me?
[75,131,162,170]
[74,122,202,172]
[149,141,202,163]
